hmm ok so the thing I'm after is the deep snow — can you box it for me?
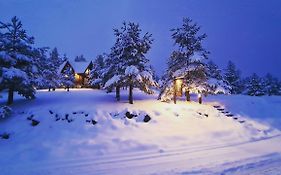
[0,89,281,175]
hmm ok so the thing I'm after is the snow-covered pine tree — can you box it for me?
[205,60,230,94]
[61,65,75,91]
[50,48,64,66]
[0,16,38,105]
[32,47,50,89]
[224,61,243,94]
[103,41,125,100]
[89,54,106,89]
[74,54,87,62]
[47,48,65,91]
[159,17,209,102]
[263,73,281,96]
[245,73,265,96]
[104,22,157,104]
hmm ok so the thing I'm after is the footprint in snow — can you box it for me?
[153,111,161,116]
[165,108,170,111]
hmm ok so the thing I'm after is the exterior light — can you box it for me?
[173,77,184,104]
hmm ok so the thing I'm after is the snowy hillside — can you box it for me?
[0,89,281,175]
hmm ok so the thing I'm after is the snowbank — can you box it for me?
[0,89,280,175]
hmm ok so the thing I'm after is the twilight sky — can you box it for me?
[1,0,281,78]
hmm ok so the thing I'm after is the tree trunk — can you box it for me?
[7,87,14,105]
[67,87,69,91]
[116,86,120,101]
[129,83,133,104]
[48,87,51,91]
[199,95,202,104]
[173,80,176,104]
[185,90,190,101]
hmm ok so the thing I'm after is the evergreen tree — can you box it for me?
[61,65,75,91]
[47,48,64,91]
[263,73,281,96]
[224,61,243,94]
[104,22,157,104]
[32,47,50,89]
[74,54,87,62]
[245,73,265,96]
[159,17,209,101]
[206,60,222,80]
[0,16,38,105]
[32,47,64,91]
[89,54,106,89]
[205,60,230,94]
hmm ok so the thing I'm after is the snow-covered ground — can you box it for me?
[0,89,281,175]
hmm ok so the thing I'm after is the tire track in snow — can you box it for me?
[4,134,281,175]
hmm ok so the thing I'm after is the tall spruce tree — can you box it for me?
[32,47,50,89]
[224,61,243,94]
[89,54,106,89]
[245,73,265,96]
[205,60,230,94]
[159,18,209,101]
[103,22,157,104]
[61,65,75,91]
[74,54,87,62]
[103,42,124,100]
[47,48,64,91]
[0,16,38,105]
[263,73,281,96]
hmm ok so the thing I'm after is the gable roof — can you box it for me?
[59,60,93,74]
[69,60,92,73]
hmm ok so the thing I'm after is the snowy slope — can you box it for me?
[205,95,281,130]
[0,89,281,175]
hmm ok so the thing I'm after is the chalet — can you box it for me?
[59,60,93,87]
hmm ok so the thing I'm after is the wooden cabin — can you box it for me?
[60,60,93,87]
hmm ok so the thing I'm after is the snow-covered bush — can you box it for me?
[0,106,12,118]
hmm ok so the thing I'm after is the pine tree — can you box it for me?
[47,48,64,91]
[159,17,209,101]
[32,47,50,89]
[224,61,243,94]
[74,54,87,62]
[205,60,230,94]
[263,73,281,96]
[61,65,75,91]
[0,16,38,105]
[104,22,157,104]
[89,54,106,89]
[245,73,265,96]
[206,60,222,80]
[103,42,124,100]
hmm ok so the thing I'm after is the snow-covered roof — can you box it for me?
[69,60,92,73]
[59,60,92,73]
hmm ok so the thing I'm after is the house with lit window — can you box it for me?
[59,60,93,87]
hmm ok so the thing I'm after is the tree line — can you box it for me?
[1,16,281,110]
[0,16,77,106]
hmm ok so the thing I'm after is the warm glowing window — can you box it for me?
[75,73,80,80]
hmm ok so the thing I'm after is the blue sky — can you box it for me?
[1,0,281,78]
